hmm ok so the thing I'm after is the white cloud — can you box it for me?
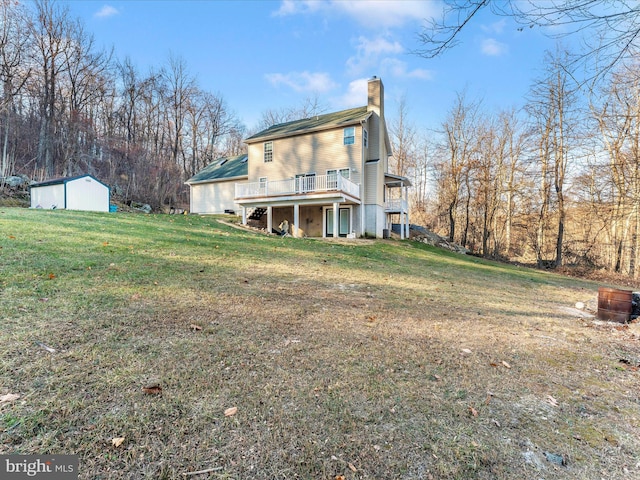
[273,0,438,28]
[481,38,508,56]
[265,71,338,93]
[381,58,433,80]
[273,0,323,17]
[335,0,437,28]
[481,19,507,35]
[94,5,119,19]
[331,78,369,109]
[347,35,403,75]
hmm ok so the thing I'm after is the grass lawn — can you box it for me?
[1,207,640,479]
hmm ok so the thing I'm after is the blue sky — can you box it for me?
[63,0,565,132]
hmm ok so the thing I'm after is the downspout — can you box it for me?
[360,121,366,237]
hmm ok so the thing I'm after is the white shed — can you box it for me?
[30,174,110,212]
[186,154,248,214]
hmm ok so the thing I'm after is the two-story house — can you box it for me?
[186,77,410,239]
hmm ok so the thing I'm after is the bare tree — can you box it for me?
[0,0,32,183]
[525,47,581,267]
[389,96,416,178]
[434,91,480,244]
[416,1,640,83]
[255,94,328,131]
[29,0,75,177]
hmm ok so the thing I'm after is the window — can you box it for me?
[363,129,368,148]
[343,127,355,145]
[259,177,267,189]
[264,141,273,162]
[327,168,350,189]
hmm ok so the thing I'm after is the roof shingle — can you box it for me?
[245,106,370,143]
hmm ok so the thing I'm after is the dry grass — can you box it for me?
[1,208,640,479]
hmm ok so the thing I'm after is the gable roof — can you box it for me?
[30,174,108,189]
[185,154,248,184]
[245,106,372,143]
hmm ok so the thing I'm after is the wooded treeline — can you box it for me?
[390,46,640,277]
[0,0,244,207]
[4,0,640,276]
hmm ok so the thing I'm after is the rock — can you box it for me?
[131,202,152,213]
[543,451,566,466]
[409,225,469,254]
[575,301,585,310]
[2,175,27,187]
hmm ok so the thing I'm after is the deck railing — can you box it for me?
[236,174,360,200]
[385,198,408,212]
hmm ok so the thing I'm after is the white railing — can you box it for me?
[236,174,360,200]
[385,198,408,212]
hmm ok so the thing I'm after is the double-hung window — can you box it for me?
[327,168,350,189]
[363,129,368,148]
[263,141,273,162]
[343,127,355,145]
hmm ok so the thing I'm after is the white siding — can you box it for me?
[248,127,363,184]
[190,180,244,214]
[30,184,64,209]
[66,177,109,212]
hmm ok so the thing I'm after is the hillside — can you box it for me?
[1,208,639,479]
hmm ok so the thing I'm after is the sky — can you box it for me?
[61,0,568,133]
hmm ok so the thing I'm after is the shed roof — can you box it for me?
[30,174,108,189]
[185,154,248,184]
[245,106,371,143]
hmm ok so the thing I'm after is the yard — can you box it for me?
[1,208,639,479]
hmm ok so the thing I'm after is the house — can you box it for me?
[187,76,410,238]
[185,153,248,214]
[30,174,110,212]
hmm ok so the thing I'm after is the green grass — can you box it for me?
[1,208,640,479]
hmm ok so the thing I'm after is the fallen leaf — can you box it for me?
[39,297,49,302]
[48,273,56,280]
[190,324,202,331]
[501,361,512,369]
[0,393,20,403]
[546,395,558,407]
[142,383,162,395]
[112,437,125,447]
[490,362,499,367]
[8,235,15,239]
[224,406,238,417]
[103,242,109,246]
[335,476,345,480]
[36,342,56,353]
[468,406,479,417]
[348,462,357,472]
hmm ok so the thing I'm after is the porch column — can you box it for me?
[267,206,272,234]
[404,185,410,239]
[242,207,247,225]
[333,202,339,238]
[293,203,300,238]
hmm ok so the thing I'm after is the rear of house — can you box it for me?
[30,175,110,212]
[186,77,411,238]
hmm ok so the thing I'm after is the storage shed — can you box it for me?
[30,174,110,212]
[185,154,248,214]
